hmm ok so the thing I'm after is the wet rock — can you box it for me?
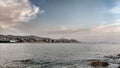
[87,59,100,62]
[88,60,109,67]
[12,59,33,64]
[104,56,120,59]
[104,55,116,59]
[104,55,120,59]
[118,66,120,68]
[117,54,120,57]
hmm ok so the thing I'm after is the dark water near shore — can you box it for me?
[0,43,120,68]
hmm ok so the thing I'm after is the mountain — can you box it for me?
[0,35,79,43]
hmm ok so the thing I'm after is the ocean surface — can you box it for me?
[0,43,120,68]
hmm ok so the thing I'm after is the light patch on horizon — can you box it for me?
[38,27,90,35]
[60,26,67,31]
[0,0,40,29]
[92,19,120,32]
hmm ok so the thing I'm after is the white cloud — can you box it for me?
[0,0,40,29]
[110,0,120,14]
[60,26,67,30]
[92,19,120,32]
[40,27,90,35]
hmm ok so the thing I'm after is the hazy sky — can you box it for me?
[0,0,120,42]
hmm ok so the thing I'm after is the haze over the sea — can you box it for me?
[0,0,120,42]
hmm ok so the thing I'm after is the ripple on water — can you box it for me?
[0,58,120,68]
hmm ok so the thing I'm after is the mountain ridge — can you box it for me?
[0,34,79,43]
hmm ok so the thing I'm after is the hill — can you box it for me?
[0,35,79,43]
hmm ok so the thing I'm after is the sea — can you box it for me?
[0,43,120,68]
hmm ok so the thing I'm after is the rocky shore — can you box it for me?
[0,35,79,43]
[87,54,120,68]
[1,54,120,68]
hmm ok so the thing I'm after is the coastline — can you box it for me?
[0,34,79,43]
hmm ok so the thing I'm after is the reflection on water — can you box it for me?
[0,43,120,68]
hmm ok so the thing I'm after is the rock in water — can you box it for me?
[89,60,109,67]
[118,66,120,68]
[12,59,33,64]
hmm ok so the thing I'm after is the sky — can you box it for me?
[0,0,120,42]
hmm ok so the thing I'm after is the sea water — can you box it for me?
[0,43,120,68]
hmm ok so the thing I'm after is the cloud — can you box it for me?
[41,27,90,35]
[110,0,120,14]
[0,0,40,29]
[92,19,120,32]
[60,26,67,30]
